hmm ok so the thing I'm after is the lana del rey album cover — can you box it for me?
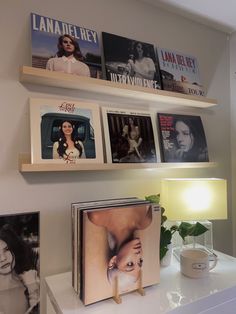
[102,32,162,90]
[31,13,102,78]
[157,47,205,96]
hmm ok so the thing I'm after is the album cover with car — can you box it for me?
[157,47,205,96]
[30,98,103,164]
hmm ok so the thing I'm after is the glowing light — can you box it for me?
[161,178,227,220]
[183,185,212,212]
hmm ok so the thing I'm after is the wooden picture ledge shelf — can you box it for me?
[19,68,218,173]
[18,153,217,173]
[19,66,217,109]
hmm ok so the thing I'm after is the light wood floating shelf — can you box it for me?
[19,153,217,173]
[20,66,217,108]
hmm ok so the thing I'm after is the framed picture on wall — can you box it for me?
[30,98,103,164]
[31,13,102,79]
[102,107,160,163]
[157,113,209,162]
[0,211,40,314]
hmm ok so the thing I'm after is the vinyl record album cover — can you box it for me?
[81,202,161,305]
[71,197,149,295]
[102,32,162,90]
[30,98,103,164]
[0,212,40,314]
[157,113,209,162]
[31,13,102,78]
[102,107,160,163]
[157,47,205,96]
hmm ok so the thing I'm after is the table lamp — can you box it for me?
[161,178,227,259]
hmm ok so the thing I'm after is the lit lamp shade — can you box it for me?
[161,178,227,221]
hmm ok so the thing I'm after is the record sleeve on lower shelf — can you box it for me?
[71,197,161,305]
[157,113,209,163]
[102,107,160,164]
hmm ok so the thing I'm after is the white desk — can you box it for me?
[45,252,236,314]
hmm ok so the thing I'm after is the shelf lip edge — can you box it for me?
[19,66,217,108]
[18,153,217,172]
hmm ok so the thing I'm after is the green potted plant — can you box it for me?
[145,194,208,262]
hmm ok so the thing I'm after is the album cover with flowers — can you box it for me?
[30,98,103,164]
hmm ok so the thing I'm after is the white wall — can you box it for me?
[230,32,236,256]
[0,0,231,312]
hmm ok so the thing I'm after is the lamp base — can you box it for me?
[172,220,215,261]
[173,244,217,262]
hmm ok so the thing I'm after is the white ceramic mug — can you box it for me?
[180,249,217,278]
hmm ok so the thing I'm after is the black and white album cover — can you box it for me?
[0,212,40,314]
[157,113,209,162]
[102,32,162,90]
[102,107,160,163]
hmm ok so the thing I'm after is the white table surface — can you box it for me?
[45,251,236,314]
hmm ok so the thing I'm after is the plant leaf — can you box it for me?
[178,222,193,240]
[178,221,208,240]
[189,222,209,237]
[160,246,169,260]
[160,227,172,246]
[170,225,178,233]
[145,194,160,204]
